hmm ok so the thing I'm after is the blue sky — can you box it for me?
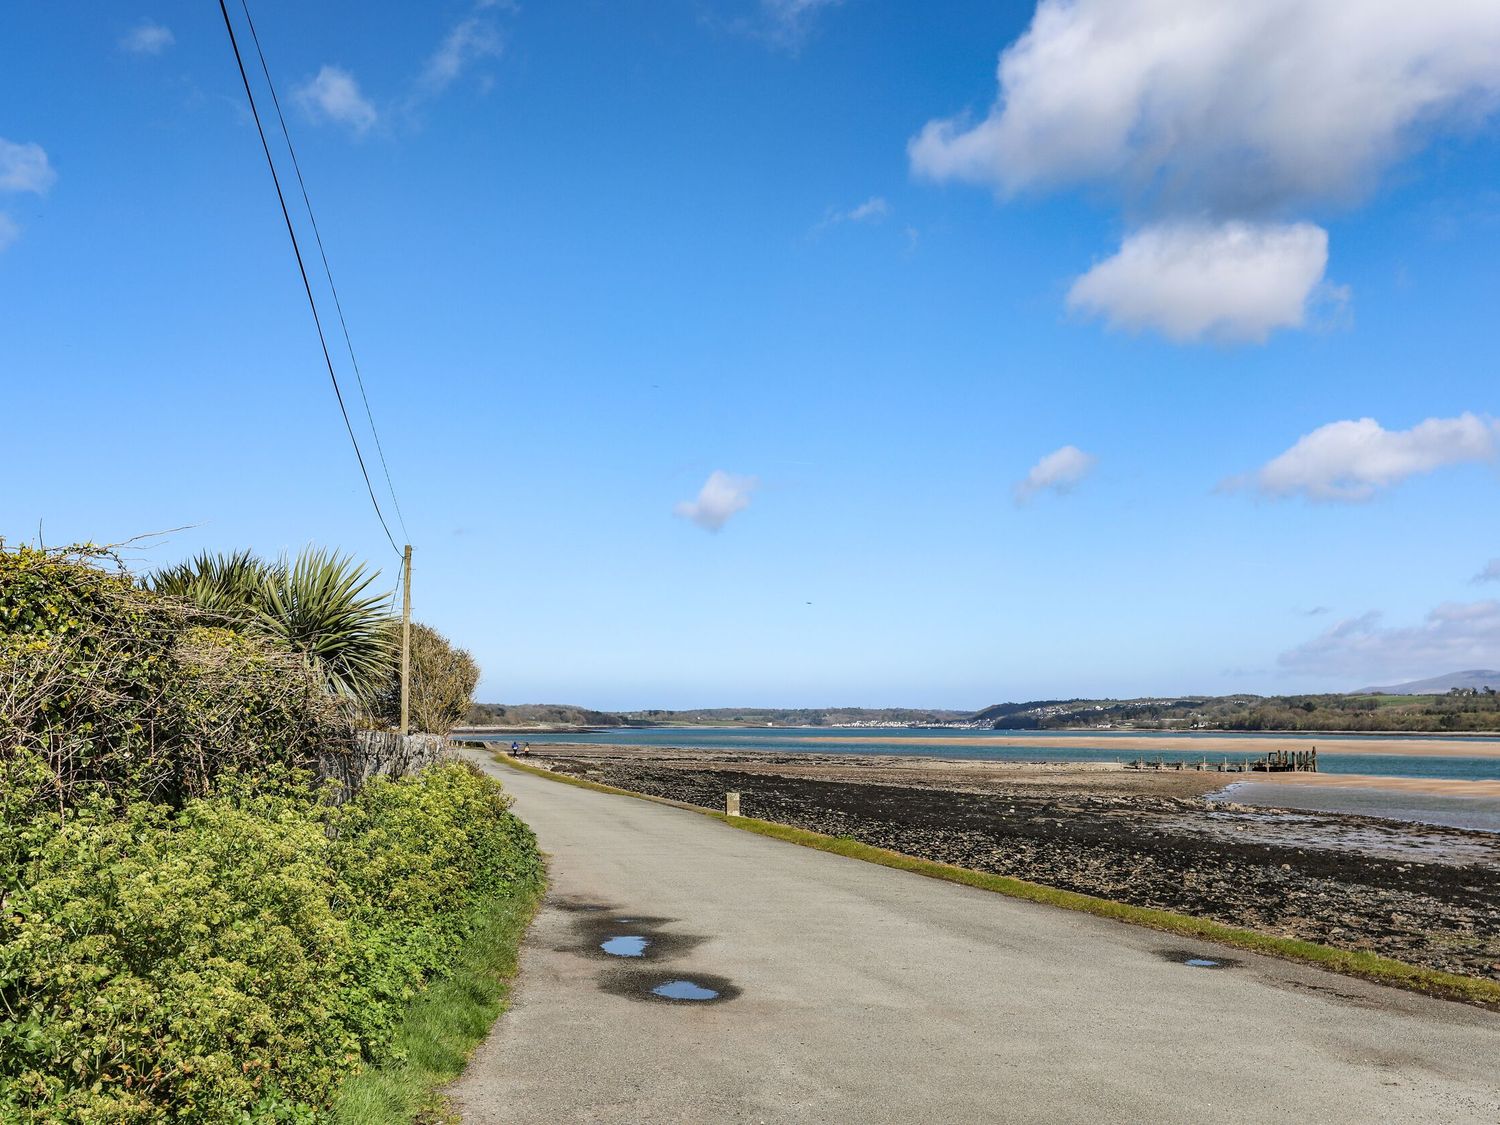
[4,1,1500,707]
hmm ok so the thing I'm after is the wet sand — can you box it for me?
[827,733,1500,758]
[1248,772,1500,797]
[1218,779,1500,834]
[514,744,1500,982]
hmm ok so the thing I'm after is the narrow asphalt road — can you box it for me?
[450,750,1500,1123]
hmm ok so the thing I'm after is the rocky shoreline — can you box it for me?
[521,747,1500,982]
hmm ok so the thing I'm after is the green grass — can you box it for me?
[494,753,1500,1009]
[332,878,546,1124]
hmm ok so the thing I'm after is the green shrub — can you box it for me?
[370,623,480,736]
[149,547,397,706]
[0,546,345,809]
[327,763,541,1055]
[0,761,540,1122]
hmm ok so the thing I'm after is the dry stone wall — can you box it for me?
[315,731,452,801]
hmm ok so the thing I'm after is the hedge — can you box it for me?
[0,761,541,1122]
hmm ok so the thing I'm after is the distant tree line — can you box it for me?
[986,691,1500,733]
[461,704,971,728]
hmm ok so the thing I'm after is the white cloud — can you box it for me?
[1228,414,1500,502]
[1474,560,1500,583]
[674,471,758,532]
[1014,445,1096,504]
[909,0,1500,213]
[815,196,891,233]
[762,0,844,46]
[0,139,54,253]
[1066,221,1333,343]
[1279,602,1500,682]
[845,197,890,223]
[121,21,174,55]
[907,0,1500,344]
[295,66,378,134]
[420,16,504,95]
[0,139,56,195]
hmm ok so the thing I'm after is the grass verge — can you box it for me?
[492,752,1500,1009]
[332,877,546,1124]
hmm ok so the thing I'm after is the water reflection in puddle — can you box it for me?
[598,967,741,1004]
[1157,949,1238,970]
[652,979,720,1001]
[568,911,706,961]
[601,935,649,957]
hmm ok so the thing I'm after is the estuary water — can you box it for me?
[1213,781,1500,833]
[475,725,1500,782]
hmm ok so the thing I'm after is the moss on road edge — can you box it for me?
[492,752,1500,1009]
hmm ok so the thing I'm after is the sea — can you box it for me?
[474,726,1500,832]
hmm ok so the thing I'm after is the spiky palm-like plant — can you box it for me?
[148,549,276,625]
[150,547,396,704]
[254,548,396,704]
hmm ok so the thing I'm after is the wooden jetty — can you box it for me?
[1124,747,1318,774]
[1250,748,1318,773]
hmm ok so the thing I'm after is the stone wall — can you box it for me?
[315,731,452,801]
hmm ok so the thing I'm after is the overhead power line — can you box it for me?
[236,0,410,544]
[216,0,403,557]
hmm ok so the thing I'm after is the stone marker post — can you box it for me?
[725,791,741,817]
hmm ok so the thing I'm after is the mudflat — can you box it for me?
[1258,772,1500,797]
[806,733,1500,757]
[519,744,1500,982]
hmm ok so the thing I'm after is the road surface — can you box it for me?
[450,749,1500,1123]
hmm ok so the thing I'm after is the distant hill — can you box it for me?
[461,704,968,729]
[464,688,1500,734]
[621,707,969,726]
[465,703,627,728]
[1355,670,1500,695]
[971,699,1089,724]
[964,690,1500,732]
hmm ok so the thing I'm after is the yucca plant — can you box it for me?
[254,548,397,704]
[148,549,276,625]
[150,547,396,704]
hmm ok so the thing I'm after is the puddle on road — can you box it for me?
[601,935,649,957]
[561,911,706,961]
[1157,949,1239,969]
[553,901,739,1002]
[653,979,720,1001]
[598,968,742,1004]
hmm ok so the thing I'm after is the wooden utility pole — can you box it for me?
[400,544,412,736]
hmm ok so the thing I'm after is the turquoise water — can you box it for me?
[479,726,1500,782]
[1218,782,1500,833]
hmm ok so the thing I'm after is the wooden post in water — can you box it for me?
[725,791,741,817]
[400,545,412,737]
